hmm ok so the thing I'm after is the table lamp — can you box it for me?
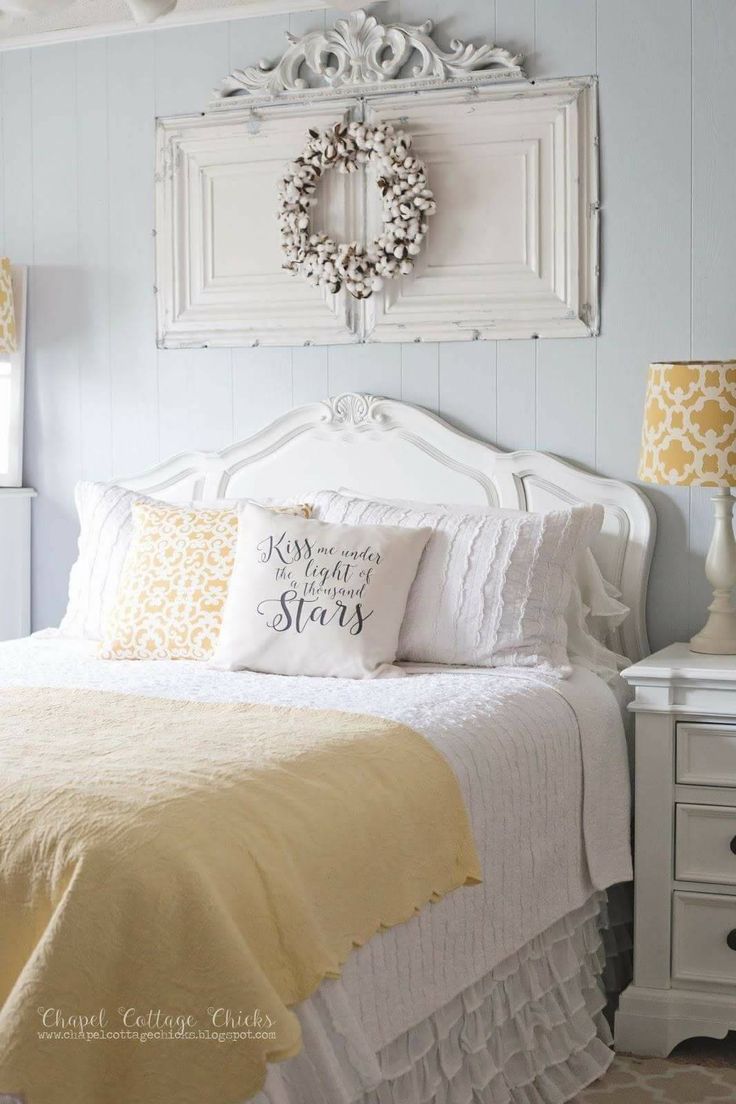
[640,361,736,653]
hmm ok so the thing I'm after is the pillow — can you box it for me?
[325,488,630,677]
[311,490,604,675]
[99,499,310,661]
[211,504,431,679]
[576,549,629,642]
[61,482,142,640]
[61,481,309,641]
[565,581,628,679]
[332,488,629,634]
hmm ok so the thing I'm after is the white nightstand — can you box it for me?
[616,643,736,1056]
[0,488,34,640]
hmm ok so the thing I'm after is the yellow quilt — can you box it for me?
[0,688,481,1104]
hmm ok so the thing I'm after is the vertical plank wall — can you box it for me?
[0,0,733,643]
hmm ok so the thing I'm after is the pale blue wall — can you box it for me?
[1,0,734,645]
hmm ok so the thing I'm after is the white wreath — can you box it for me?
[278,121,437,300]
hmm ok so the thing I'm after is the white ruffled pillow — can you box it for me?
[60,482,145,640]
[320,489,630,678]
[311,490,605,676]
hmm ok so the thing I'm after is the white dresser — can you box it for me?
[616,644,736,1056]
[0,488,34,640]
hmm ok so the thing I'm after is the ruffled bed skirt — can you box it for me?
[257,887,632,1104]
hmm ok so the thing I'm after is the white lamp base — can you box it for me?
[690,488,736,655]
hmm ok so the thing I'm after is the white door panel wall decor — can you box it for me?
[156,99,363,347]
[155,10,599,349]
[364,84,598,342]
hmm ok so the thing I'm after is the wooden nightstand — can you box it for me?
[0,488,34,640]
[616,643,736,1056]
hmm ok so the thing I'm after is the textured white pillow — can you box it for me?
[212,504,430,679]
[330,487,630,675]
[59,481,309,641]
[312,490,604,675]
[60,482,145,640]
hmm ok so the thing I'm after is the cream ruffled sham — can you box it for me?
[0,688,481,1104]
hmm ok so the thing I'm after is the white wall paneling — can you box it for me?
[596,0,693,648]
[0,489,34,640]
[690,0,736,643]
[0,0,734,644]
[27,42,80,639]
[108,31,159,478]
[77,39,113,484]
[495,0,537,457]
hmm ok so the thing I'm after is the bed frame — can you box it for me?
[119,393,656,663]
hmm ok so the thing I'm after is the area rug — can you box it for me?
[576,1052,736,1102]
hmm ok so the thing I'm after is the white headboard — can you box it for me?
[119,393,656,662]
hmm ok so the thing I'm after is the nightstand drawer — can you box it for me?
[676,804,736,884]
[676,723,736,786]
[672,891,736,985]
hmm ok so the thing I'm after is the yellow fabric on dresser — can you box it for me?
[0,688,481,1104]
[0,257,16,354]
[99,499,309,661]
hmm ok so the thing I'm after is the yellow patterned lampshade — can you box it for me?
[0,258,17,355]
[639,361,736,487]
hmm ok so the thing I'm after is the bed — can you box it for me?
[0,394,655,1104]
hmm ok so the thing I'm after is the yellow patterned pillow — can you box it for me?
[100,500,309,661]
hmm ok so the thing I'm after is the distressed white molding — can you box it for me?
[126,0,178,23]
[0,0,175,27]
[0,0,70,12]
[216,9,525,101]
[0,1,334,51]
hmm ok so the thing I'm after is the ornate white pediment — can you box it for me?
[214,9,525,103]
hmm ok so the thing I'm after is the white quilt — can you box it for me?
[0,633,632,1086]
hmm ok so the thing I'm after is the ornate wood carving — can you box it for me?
[215,9,525,102]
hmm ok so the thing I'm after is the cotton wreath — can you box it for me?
[278,121,437,300]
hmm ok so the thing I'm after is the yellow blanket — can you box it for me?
[0,688,481,1104]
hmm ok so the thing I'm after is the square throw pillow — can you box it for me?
[99,499,309,661]
[60,481,310,641]
[211,504,431,679]
[311,490,604,676]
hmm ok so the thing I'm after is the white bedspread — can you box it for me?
[0,633,631,1074]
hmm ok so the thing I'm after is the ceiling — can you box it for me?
[0,0,366,48]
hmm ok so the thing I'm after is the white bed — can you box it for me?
[0,633,633,1103]
[0,394,654,1103]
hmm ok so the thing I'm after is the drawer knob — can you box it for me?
[728,930,736,952]
[731,836,736,855]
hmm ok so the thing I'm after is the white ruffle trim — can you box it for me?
[257,891,627,1104]
[600,882,633,1004]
